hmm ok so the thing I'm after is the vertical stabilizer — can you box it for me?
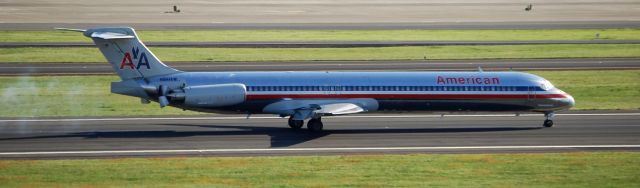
[83,27,181,80]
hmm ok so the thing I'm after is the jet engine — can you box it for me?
[163,83,246,108]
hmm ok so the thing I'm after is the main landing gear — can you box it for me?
[543,112,555,128]
[288,116,304,130]
[307,117,324,132]
[287,116,323,132]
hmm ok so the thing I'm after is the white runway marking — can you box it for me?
[1,113,639,122]
[0,145,638,156]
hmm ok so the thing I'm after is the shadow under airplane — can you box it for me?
[0,123,541,148]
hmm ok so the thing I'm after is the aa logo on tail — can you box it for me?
[120,47,150,69]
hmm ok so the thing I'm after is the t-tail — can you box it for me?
[57,27,184,108]
[59,27,181,80]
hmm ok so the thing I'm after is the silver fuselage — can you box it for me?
[134,71,575,114]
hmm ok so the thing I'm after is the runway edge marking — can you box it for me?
[1,145,639,156]
[2,113,640,122]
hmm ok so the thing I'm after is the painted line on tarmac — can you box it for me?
[1,113,639,122]
[0,145,639,156]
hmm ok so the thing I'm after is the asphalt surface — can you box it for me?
[2,0,639,29]
[3,40,640,48]
[1,58,638,76]
[0,112,638,158]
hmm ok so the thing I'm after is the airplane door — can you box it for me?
[527,86,536,101]
[334,85,343,95]
[323,84,334,95]
[327,85,340,96]
[324,76,339,96]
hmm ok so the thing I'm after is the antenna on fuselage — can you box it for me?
[477,66,484,72]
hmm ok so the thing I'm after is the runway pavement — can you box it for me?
[1,58,638,76]
[3,40,640,48]
[0,112,638,158]
[2,0,639,29]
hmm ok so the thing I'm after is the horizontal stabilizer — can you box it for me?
[54,28,86,32]
[90,32,134,39]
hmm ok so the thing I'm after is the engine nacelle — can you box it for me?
[182,84,246,107]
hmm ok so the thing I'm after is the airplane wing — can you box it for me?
[314,103,365,115]
[262,99,379,120]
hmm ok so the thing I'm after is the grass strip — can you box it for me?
[0,70,638,118]
[1,29,640,42]
[0,152,638,187]
[1,44,639,63]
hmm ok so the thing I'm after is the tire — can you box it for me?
[288,117,303,129]
[307,119,324,132]
[543,120,554,128]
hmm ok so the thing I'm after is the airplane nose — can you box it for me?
[563,93,575,109]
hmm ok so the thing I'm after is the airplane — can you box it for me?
[58,27,575,132]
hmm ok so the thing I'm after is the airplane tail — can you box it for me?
[78,27,181,80]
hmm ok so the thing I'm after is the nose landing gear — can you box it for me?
[543,112,555,127]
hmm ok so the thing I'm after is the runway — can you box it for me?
[0,112,639,158]
[2,0,639,30]
[1,58,638,76]
[3,40,640,48]
[2,0,640,30]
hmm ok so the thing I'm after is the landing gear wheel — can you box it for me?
[307,118,324,132]
[288,117,304,130]
[543,112,555,128]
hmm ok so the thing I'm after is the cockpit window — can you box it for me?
[540,80,554,91]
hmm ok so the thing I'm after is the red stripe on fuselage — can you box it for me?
[246,93,567,100]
